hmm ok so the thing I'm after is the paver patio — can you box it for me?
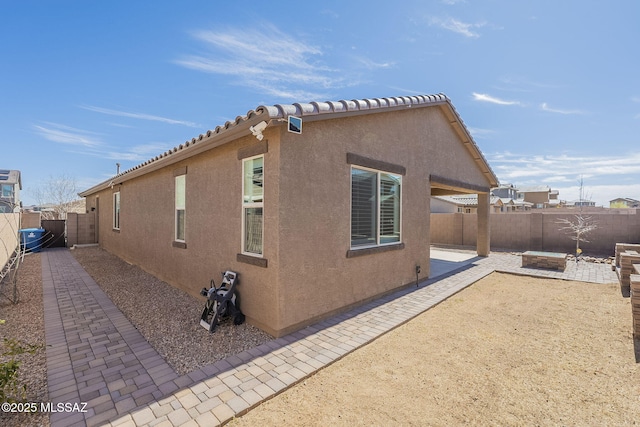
[41,247,618,426]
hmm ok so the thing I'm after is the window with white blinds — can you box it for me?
[351,166,401,248]
[113,191,120,230]
[175,174,186,242]
[242,155,264,255]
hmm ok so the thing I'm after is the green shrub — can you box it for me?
[0,321,42,403]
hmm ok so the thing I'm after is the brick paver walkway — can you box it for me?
[42,249,178,426]
[41,248,618,426]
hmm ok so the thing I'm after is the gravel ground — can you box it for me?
[0,252,49,427]
[230,272,639,426]
[70,246,273,375]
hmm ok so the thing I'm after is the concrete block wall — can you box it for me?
[67,212,96,247]
[431,211,640,256]
[21,212,41,229]
[489,213,531,251]
[430,213,464,246]
[0,213,20,269]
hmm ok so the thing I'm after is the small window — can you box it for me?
[175,174,186,242]
[242,156,264,255]
[350,166,401,248]
[1,184,13,198]
[113,192,120,230]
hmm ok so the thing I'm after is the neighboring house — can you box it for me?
[432,194,503,214]
[79,93,499,337]
[490,184,533,212]
[566,199,596,208]
[491,183,518,199]
[0,169,21,213]
[28,199,86,219]
[610,198,640,209]
[516,185,560,209]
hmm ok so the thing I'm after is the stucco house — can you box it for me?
[0,169,21,213]
[610,197,640,209]
[516,185,560,209]
[79,93,498,337]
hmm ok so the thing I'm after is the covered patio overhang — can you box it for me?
[430,174,492,257]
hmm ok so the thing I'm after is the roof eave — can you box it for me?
[79,113,270,197]
[437,101,499,188]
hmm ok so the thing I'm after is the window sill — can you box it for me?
[346,243,404,258]
[172,241,187,249]
[112,228,120,233]
[237,253,268,268]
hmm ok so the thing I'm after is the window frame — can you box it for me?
[350,165,402,250]
[241,155,264,257]
[112,191,120,230]
[1,184,13,199]
[175,174,186,243]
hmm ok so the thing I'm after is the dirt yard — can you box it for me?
[229,272,640,426]
[0,253,48,427]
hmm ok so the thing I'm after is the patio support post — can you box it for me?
[477,192,490,257]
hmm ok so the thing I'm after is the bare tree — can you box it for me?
[31,174,80,220]
[557,176,598,257]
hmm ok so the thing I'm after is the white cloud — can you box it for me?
[104,143,173,162]
[34,121,175,166]
[540,102,586,115]
[487,152,640,206]
[429,17,485,38]
[472,92,520,106]
[467,127,495,139]
[554,183,640,207]
[175,24,344,100]
[490,152,640,177]
[355,56,395,70]
[34,122,102,147]
[81,106,200,127]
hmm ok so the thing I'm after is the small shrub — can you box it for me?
[0,321,42,403]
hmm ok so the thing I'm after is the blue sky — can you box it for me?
[3,1,639,207]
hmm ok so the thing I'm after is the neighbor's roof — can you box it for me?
[0,169,21,189]
[434,194,502,206]
[517,185,551,193]
[609,197,640,203]
[80,93,498,197]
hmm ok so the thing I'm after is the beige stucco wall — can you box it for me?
[86,132,284,335]
[274,107,492,334]
[523,192,548,206]
[0,213,20,269]
[84,105,494,337]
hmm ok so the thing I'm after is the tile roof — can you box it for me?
[435,194,502,206]
[518,185,551,193]
[80,93,498,196]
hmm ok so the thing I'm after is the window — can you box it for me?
[1,184,13,198]
[113,192,120,230]
[242,156,264,255]
[351,167,401,248]
[175,174,186,242]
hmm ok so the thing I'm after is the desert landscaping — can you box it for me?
[229,272,640,426]
[2,249,640,426]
